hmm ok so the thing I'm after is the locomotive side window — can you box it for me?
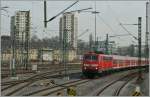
[118,60,122,64]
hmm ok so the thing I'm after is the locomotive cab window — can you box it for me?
[84,55,98,61]
[84,55,91,60]
[92,55,98,60]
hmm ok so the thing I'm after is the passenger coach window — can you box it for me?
[113,60,117,64]
[103,57,112,61]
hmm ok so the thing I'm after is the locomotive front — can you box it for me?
[82,53,99,76]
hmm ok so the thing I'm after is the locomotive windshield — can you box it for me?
[84,55,98,61]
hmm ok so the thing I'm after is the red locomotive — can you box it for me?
[82,51,149,77]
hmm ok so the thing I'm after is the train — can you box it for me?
[82,51,149,77]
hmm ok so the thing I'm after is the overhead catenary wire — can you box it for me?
[46,0,79,23]
[96,14,126,42]
[97,14,114,34]
[105,1,139,41]
[119,23,138,40]
[78,29,89,38]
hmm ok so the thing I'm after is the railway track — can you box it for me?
[26,70,138,96]
[113,77,134,96]
[1,69,66,96]
[1,69,81,96]
[1,69,64,86]
[95,72,138,96]
[2,68,79,86]
[2,68,142,96]
[1,62,81,78]
[24,79,90,96]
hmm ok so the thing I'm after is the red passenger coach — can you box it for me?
[82,51,149,77]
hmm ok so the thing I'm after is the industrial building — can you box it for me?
[1,49,77,64]
[59,12,78,50]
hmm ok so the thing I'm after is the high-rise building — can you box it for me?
[10,11,30,68]
[11,11,30,44]
[59,12,78,50]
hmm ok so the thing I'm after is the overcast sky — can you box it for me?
[1,0,150,46]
